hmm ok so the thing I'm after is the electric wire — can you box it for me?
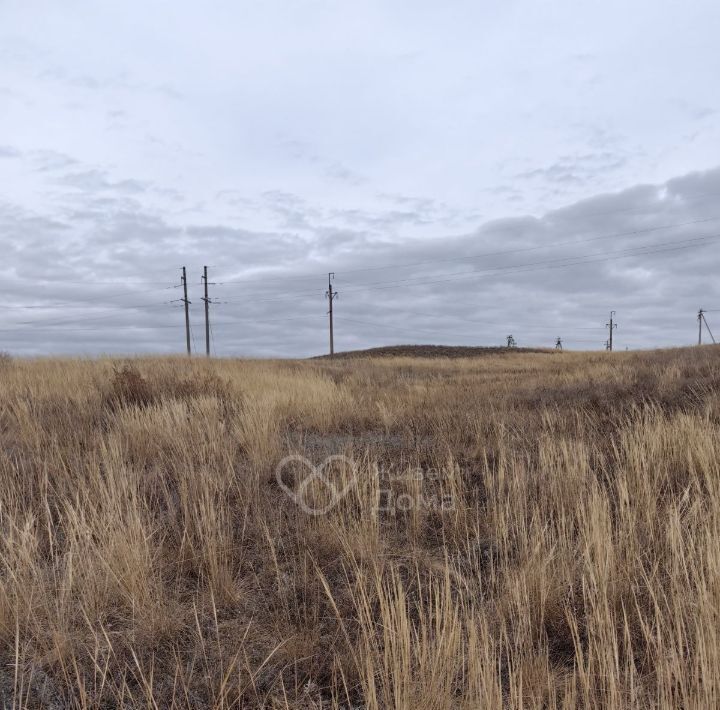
[212,215,720,288]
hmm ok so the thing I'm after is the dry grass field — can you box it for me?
[1,346,719,708]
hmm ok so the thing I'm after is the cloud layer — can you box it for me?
[0,0,718,356]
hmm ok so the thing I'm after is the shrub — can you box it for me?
[108,363,154,408]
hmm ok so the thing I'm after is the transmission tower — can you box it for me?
[555,337,563,351]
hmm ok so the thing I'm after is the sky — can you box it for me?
[0,0,719,357]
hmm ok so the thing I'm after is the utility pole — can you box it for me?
[698,309,717,345]
[555,337,563,351]
[201,266,211,357]
[698,309,704,345]
[506,335,516,348]
[326,273,338,356]
[181,266,191,356]
[606,311,617,351]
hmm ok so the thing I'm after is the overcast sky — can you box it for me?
[1,0,719,357]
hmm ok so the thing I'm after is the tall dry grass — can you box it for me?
[0,347,719,707]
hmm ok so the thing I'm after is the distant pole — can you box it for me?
[202,266,210,357]
[698,309,704,346]
[181,266,191,356]
[326,273,338,356]
[606,311,617,351]
[555,337,563,351]
[506,335,516,348]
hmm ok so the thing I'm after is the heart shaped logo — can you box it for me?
[275,454,358,515]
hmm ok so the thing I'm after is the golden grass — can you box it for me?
[0,347,719,707]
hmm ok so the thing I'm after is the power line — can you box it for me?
[4,280,180,286]
[0,313,325,335]
[338,216,720,280]
[210,215,720,289]
[209,314,324,326]
[4,302,177,328]
[384,308,607,332]
[0,324,188,333]
[335,234,718,296]
[4,285,180,309]
[211,234,716,307]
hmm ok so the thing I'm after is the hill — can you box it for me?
[315,343,554,359]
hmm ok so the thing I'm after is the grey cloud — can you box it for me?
[516,151,627,186]
[690,107,715,120]
[3,163,719,355]
[153,83,184,100]
[55,170,149,194]
[665,168,720,201]
[215,188,474,237]
[278,138,366,186]
[36,66,184,101]
[215,191,258,211]
[376,192,481,226]
[0,85,27,100]
[31,150,79,172]
[261,190,321,231]
[324,162,366,186]
[669,99,716,121]
[330,208,426,229]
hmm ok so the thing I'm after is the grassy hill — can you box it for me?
[314,343,553,359]
[0,346,719,707]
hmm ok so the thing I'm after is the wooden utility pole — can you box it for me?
[181,266,191,356]
[698,309,704,345]
[202,265,210,357]
[326,273,338,356]
[606,311,617,351]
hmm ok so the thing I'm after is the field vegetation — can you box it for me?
[1,346,719,708]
